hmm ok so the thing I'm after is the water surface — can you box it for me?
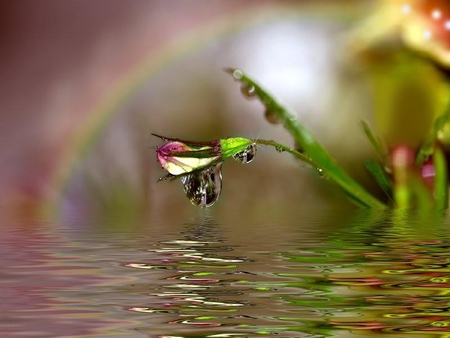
[4,209,450,337]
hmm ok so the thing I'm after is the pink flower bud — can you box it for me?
[153,134,221,176]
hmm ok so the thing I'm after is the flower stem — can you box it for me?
[252,139,315,167]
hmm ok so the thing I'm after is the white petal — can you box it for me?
[165,157,217,175]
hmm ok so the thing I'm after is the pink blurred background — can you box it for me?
[5,3,450,337]
[1,0,392,218]
[2,1,281,205]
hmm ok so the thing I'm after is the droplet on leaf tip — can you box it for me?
[232,69,243,80]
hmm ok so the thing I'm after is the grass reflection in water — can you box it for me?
[123,213,450,337]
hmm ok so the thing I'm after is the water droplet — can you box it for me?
[232,69,243,80]
[233,143,257,164]
[240,84,256,98]
[289,115,298,122]
[264,108,280,125]
[294,142,304,153]
[275,146,284,153]
[317,167,324,177]
[262,96,272,104]
[181,163,223,207]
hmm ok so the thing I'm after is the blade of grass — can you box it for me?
[361,120,386,161]
[226,68,385,208]
[434,146,448,210]
[411,173,434,209]
[416,94,450,165]
[364,159,393,200]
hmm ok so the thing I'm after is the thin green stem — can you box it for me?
[253,139,316,167]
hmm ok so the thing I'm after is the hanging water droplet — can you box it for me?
[294,142,304,153]
[240,84,256,98]
[233,143,257,164]
[264,108,280,125]
[317,167,324,177]
[275,146,284,153]
[181,163,223,207]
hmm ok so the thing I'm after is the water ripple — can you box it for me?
[120,215,450,337]
[7,212,450,337]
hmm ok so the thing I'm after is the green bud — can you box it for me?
[220,137,253,160]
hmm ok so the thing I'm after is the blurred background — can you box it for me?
[2,0,450,223]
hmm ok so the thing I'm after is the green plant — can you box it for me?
[153,69,450,210]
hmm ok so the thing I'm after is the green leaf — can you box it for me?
[364,159,393,200]
[226,68,385,208]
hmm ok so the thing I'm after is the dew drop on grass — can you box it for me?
[264,108,280,125]
[262,96,272,105]
[181,163,223,207]
[232,69,243,80]
[240,84,256,98]
[317,167,324,177]
[294,142,304,153]
[233,143,257,164]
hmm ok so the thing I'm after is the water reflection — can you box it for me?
[127,216,255,334]
[122,211,450,337]
[5,210,450,337]
[2,221,132,337]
